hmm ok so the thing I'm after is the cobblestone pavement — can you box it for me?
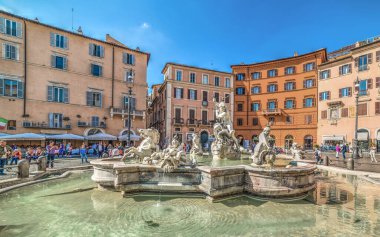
[0,157,101,180]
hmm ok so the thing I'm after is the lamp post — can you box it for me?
[348,77,360,170]
[126,74,134,147]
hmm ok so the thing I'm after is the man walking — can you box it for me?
[0,140,12,175]
[46,141,57,168]
[341,143,347,160]
[314,147,322,164]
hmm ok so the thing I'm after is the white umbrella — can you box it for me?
[118,134,141,141]
[86,133,117,141]
[46,133,84,140]
[2,133,46,141]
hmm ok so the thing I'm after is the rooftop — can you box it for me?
[161,62,232,75]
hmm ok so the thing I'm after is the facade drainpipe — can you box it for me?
[111,46,115,108]
[22,20,27,117]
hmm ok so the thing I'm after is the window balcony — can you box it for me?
[262,108,282,116]
[198,120,214,126]
[23,121,71,130]
[109,107,145,117]
[172,118,184,125]
[358,90,369,96]
[358,65,368,71]
[77,121,106,128]
[187,118,198,126]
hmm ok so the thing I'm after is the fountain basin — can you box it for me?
[91,158,316,201]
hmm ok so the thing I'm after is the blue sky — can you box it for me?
[1,0,380,88]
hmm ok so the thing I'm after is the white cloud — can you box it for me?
[141,22,150,29]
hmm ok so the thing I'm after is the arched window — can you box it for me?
[357,129,369,150]
[87,128,103,136]
[285,135,294,149]
[304,135,313,150]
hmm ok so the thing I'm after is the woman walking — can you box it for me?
[335,144,341,159]
[80,143,89,164]
[370,145,378,163]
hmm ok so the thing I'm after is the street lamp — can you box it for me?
[347,77,360,170]
[126,74,134,147]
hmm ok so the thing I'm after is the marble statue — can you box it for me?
[290,143,305,160]
[211,98,241,160]
[121,128,160,162]
[189,133,202,165]
[251,126,276,166]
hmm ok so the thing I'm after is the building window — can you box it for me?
[51,55,67,70]
[236,73,245,81]
[285,66,295,75]
[123,53,135,65]
[285,116,293,124]
[303,98,315,108]
[358,54,369,71]
[0,79,23,98]
[303,79,315,88]
[267,101,277,109]
[375,102,380,115]
[224,94,230,103]
[268,117,275,124]
[339,87,352,98]
[237,103,243,112]
[214,76,220,86]
[174,87,184,99]
[3,18,22,37]
[284,99,295,109]
[202,91,208,102]
[124,119,131,128]
[251,102,260,112]
[50,33,68,49]
[252,72,261,79]
[237,118,243,126]
[176,70,182,81]
[358,79,370,96]
[89,43,104,58]
[7,120,16,130]
[339,64,351,75]
[190,73,196,83]
[267,69,277,78]
[225,78,231,88]
[188,89,197,100]
[358,103,367,116]
[304,115,313,124]
[214,92,220,102]
[236,87,245,95]
[47,86,69,103]
[284,82,295,91]
[252,118,259,126]
[91,116,100,127]
[320,70,330,79]
[304,62,315,72]
[202,74,209,84]
[3,44,18,60]
[321,110,327,119]
[201,110,208,123]
[267,84,277,92]
[48,113,63,128]
[123,96,136,110]
[319,91,330,101]
[86,91,102,107]
[91,64,103,77]
[251,86,261,94]
[341,108,349,117]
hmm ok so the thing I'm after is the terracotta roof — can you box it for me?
[230,49,327,68]
[161,62,232,75]
[0,10,150,64]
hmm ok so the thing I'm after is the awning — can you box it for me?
[0,133,8,137]
[45,133,84,140]
[118,134,141,141]
[1,133,46,141]
[86,133,117,141]
[357,132,369,141]
[322,135,345,141]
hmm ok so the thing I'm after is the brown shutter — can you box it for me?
[284,100,287,108]
[312,98,316,106]
[319,92,322,101]
[376,77,380,88]
[341,108,348,118]
[339,66,342,75]
[187,89,190,99]
[194,90,197,100]
[328,70,331,78]
[293,99,296,108]
[174,87,177,98]
[368,79,373,89]
[376,51,380,62]
[284,82,287,90]
[348,87,352,97]
[303,80,306,88]
[293,82,296,90]
[376,102,380,114]
[368,53,373,64]
[313,79,316,87]
[303,98,306,107]
[339,88,342,98]
[348,64,352,73]
[327,91,330,100]
[275,69,278,76]
[267,85,270,92]
[181,88,184,98]
[303,64,306,72]
[354,57,358,67]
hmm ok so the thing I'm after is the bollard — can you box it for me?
[346,157,354,170]
[323,156,329,166]
[37,156,47,172]
[17,159,30,178]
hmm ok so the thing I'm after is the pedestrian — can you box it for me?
[98,142,104,158]
[58,144,65,158]
[0,140,12,175]
[335,144,340,159]
[26,147,35,163]
[341,143,347,160]
[370,145,378,163]
[91,143,98,157]
[10,148,22,165]
[80,143,89,164]
[314,147,322,164]
[46,141,57,168]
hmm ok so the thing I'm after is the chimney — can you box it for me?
[34,17,39,22]
[294,51,298,57]
[240,62,245,65]
[136,47,140,51]
[77,26,83,35]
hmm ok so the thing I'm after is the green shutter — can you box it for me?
[17,81,23,98]
[16,22,22,38]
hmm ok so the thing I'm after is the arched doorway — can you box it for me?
[85,128,104,136]
[120,129,136,136]
[357,128,369,150]
[269,135,275,147]
[200,131,209,150]
[284,135,294,149]
[304,135,313,150]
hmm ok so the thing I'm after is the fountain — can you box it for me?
[91,103,316,201]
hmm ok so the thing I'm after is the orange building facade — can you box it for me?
[231,49,327,149]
